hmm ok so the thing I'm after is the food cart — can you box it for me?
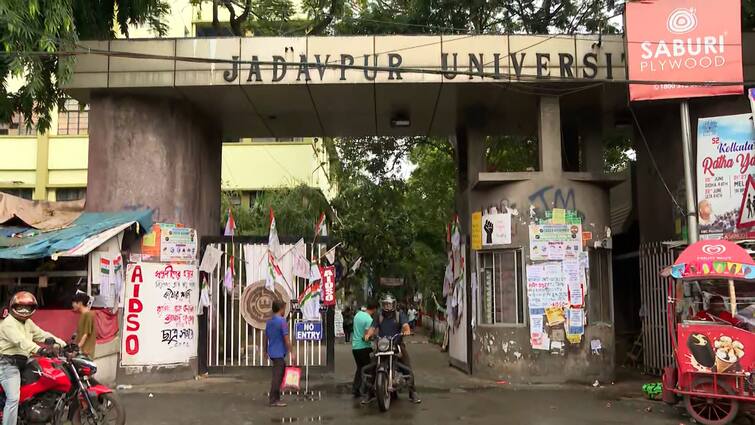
[662,240,755,425]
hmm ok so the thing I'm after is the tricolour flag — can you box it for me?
[223,256,235,293]
[298,281,321,321]
[325,246,336,265]
[265,251,286,293]
[315,212,327,238]
[100,258,111,274]
[268,208,280,258]
[224,208,236,236]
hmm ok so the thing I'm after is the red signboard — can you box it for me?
[320,266,336,306]
[626,0,743,101]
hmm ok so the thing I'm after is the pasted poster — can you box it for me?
[697,113,755,238]
[526,263,568,351]
[122,262,199,366]
[529,224,582,260]
[160,224,198,263]
[678,323,754,377]
[482,213,512,246]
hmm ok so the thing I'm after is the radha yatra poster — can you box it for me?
[697,113,755,238]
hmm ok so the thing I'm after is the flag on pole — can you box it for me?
[268,208,280,258]
[350,257,362,273]
[293,239,310,279]
[325,246,336,264]
[309,263,322,283]
[265,251,286,293]
[298,281,321,321]
[450,215,461,252]
[315,212,327,238]
[224,208,236,236]
[223,256,235,293]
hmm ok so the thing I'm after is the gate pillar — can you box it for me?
[86,94,222,236]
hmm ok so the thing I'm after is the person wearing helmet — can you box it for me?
[363,293,421,404]
[0,291,65,425]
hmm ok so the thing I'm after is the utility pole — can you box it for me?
[680,100,698,243]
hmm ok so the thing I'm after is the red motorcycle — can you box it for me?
[0,339,125,425]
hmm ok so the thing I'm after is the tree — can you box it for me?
[0,0,168,132]
[220,184,330,237]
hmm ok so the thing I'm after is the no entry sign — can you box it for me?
[295,320,323,341]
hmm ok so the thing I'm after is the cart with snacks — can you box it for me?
[661,240,755,425]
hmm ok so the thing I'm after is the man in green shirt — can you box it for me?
[351,301,377,398]
[72,292,97,358]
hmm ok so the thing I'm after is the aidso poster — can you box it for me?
[697,113,755,238]
[122,262,199,366]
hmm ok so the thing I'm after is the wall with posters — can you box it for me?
[464,153,615,383]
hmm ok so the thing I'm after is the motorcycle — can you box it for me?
[367,333,414,412]
[0,338,125,425]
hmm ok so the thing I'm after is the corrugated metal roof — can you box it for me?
[0,210,152,260]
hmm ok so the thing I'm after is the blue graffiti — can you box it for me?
[528,186,577,211]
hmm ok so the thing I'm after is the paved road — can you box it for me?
[116,334,695,424]
[120,387,686,425]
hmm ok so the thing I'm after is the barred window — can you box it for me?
[57,98,89,135]
[0,113,36,136]
[55,188,86,201]
[478,249,525,325]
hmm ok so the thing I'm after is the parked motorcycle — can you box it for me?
[368,333,414,412]
[0,338,125,425]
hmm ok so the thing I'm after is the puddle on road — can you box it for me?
[271,416,333,423]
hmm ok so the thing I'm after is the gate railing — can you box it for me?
[639,241,682,375]
[199,236,333,370]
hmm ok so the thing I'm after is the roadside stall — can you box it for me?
[0,193,152,384]
[661,240,755,425]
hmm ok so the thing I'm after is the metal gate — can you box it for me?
[201,236,332,370]
[639,241,682,375]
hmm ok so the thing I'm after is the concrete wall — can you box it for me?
[461,96,616,383]
[87,94,222,237]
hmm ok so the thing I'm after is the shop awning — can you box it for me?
[0,210,152,260]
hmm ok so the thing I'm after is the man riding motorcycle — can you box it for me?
[362,294,421,405]
[0,292,65,425]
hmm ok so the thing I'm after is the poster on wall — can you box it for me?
[526,263,568,351]
[160,225,197,263]
[471,212,482,251]
[482,213,512,246]
[122,262,199,366]
[529,224,582,260]
[625,0,743,101]
[696,113,755,238]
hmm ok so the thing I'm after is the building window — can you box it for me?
[478,249,525,325]
[55,188,86,201]
[0,113,36,136]
[195,23,234,37]
[0,189,33,200]
[57,98,89,135]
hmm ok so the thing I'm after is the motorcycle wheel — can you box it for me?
[73,393,126,425]
[376,372,391,412]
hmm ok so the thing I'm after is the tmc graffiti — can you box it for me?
[528,186,586,221]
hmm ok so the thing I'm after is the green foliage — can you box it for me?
[485,135,539,172]
[331,137,455,301]
[220,184,330,237]
[0,0,168,133]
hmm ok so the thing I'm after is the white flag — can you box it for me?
[268,209,281,258]
[309,264,322,283]
[199,245,223,273]
[350,257,362,273]
[325,246,336,264]
[223,258,235,294]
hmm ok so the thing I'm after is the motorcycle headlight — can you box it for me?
[377,338,390,352]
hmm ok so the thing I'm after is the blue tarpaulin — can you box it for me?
[0,210,152,260]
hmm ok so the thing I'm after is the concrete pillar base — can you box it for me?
[87,94,221,236]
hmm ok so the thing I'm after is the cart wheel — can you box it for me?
[684,377,739,425]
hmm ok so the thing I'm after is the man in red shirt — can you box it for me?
[694,295,745,327]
